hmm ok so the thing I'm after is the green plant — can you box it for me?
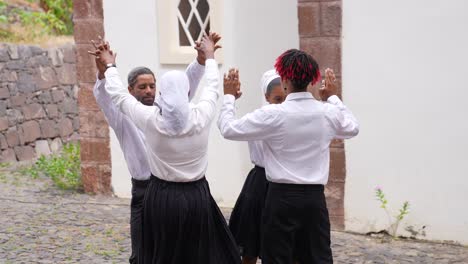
[375,186,410,238]
[0,0,73,42]
[23,143,82,191]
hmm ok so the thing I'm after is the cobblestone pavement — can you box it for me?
[1,165,467,264]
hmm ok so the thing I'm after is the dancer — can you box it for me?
[227,69,285,264]
[91,37,215,263]
[90,34,240,264]
[218,49,359,264]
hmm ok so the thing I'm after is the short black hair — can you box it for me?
[266,77,281,95]
[274,49,320,91]
[127,67,155,88]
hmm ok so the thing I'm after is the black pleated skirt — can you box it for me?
[140,175,241,264]
[229,166,269,258]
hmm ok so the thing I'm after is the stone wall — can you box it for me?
[0,44,79,162]
[298,0,345,230]
[73,0,112,194]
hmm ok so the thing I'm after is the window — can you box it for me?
[158,0,223,64]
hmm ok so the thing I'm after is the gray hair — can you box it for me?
[266,77,281,95]
[127,67,155,88]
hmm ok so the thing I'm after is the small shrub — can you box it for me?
[23,143,82,191]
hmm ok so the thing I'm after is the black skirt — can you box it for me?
[140,175,241,264]
[229,165,269,258]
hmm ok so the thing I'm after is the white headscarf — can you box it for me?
[260,69,281,105]
[155,71,190,136]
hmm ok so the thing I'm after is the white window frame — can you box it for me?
[157,0,223,64]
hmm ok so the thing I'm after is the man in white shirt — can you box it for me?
[91,36,217,264]
[218,49,359,264]
[90,35,240,264]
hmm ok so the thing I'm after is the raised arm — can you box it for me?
[320,68,359,139]
[217,69,281,141]
[89,39,158,133]
[185,60,205,101]
[187,32,221,100]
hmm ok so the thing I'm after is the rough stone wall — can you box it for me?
[298,0,345,230]
[0,44,79,162]
[73,0,112,194]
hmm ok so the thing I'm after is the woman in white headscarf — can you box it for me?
[93,35,240,264]
[228,69,286,264]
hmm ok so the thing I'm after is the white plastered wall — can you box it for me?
[343,0,468,244]
[102,0,299,207]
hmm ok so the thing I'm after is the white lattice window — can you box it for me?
[157,0,223,64]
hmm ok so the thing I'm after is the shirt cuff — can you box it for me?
[327,95,342,105]
[223,94,235,104]
[104,66,119,78]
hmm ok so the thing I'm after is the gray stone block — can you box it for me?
[0,133,7,150]
[60,98,78,115]
[36,66,59,90]
[22,104,46,120]
[20,120,41,143]
[6,109,23,126]
[40,119,58,138]
[56,64,77,85]
[18,45,32,59]
[0,71,18,82]
[0,100,6,114]
[51,89,65,103]
[27,55,50,68]
[45,104,59,119]
[0,49,9,62]
[49,137,62,153]
[8,83,18,96]
[5,60,23,70]
[14,145,35,161]
[6,127,20,147]
[30,45,45,56]
[72,116,80,131]
[9,94,27,107]
[7,45,19,60]
[37,91,52,104]
[0,148,17,162]
[48,48,64,66]
[57,118,73,137]
[35,140,51,156]
[0,88,9,99]
[0,117,8,131]
[62,45,76,63]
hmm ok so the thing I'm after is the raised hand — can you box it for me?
[319,68,337,101]
[195,32,222,64]
[88,36,117,71]
[224,68,242,100]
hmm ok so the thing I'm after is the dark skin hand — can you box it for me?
[223,68,242,99]
[195,32,222,65]
[319,68,338,101]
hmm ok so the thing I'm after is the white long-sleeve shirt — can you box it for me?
[218,92,359,185]
[248,141,264,168]
[93,60,205,180]
[103,59,219,182]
